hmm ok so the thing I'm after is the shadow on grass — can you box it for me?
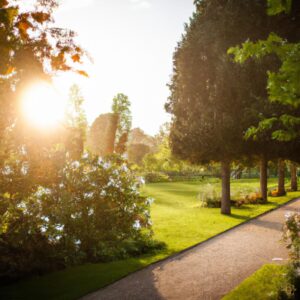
[227,213,250,221]
[0,251,170,300]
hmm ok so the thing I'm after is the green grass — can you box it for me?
[222,264,291,300]
[1,178,299,300]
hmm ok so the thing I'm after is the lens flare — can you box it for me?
[21,82,66,129]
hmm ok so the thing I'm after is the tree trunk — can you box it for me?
[277,159,286,196]
[221,160,231,215]
[290,162,298,191]
[260,155,268,203]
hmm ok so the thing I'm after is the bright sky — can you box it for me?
[53,0,195,135]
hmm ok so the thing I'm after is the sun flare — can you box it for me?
[22,82,66,129]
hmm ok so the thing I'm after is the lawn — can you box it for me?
[222,264,291,300]
[1,178,299,300]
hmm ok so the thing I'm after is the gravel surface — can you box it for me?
[81,199,300,300]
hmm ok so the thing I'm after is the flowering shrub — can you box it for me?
[281,212,300,298]
[0,153,162,282]
[269,188,286,197]
[283,212,300,266]
[198,184,221,208]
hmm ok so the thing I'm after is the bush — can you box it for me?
[281,212,300,298]
[268,188,287,197]
[198,184,221,208]
[0,153,159,283]
[144,172,170,183]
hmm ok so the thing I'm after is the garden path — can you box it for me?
[81,198,300,300]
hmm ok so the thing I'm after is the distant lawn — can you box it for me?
[222,264,291,300]
[1,178,299,300]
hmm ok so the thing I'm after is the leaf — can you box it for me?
[18,20,33,39]
[31,12,50,23]
[267,0,292,15]
[77,70,89,77]
[0,0,8,8]
[5,66,15,75]
[71,54,81,63]
[5,8,18,26]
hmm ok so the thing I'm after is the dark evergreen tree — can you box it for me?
[167,0,300,214]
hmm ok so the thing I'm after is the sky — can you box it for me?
[53,0,195,135]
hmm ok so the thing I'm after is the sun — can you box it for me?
[21,82,66,129]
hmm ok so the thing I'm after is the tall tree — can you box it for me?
[112,93,132,154]
[65,84,88,159]
[167,0,282,214]
[0,0,87,280]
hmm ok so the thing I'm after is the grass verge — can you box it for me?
[222,264,291,300]
[1,178,299,300]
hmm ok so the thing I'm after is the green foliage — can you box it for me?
[228,1,300,141]
[142,124,204,176]
[283,212,300,266]
[267,0,292,15]
[65,84,88,159]
[167,0,273,165]
[127,143,151,165]
[0,153,156,282]
[112,93,132,153]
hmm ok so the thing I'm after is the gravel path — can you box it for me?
[81,199,300,300]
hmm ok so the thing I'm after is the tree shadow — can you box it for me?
[227,213,250,221]
[252,219,283,232]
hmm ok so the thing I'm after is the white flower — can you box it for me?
[285,211,293,220]
[100,190,107,197]
[56,224,64,232]
[82,152,89,159]
[146,197,154,205]
[139,177,146,185]
[121,164,129,172]
[70,161,80,169]
[41,216,49,223]
[133,220,141,230]
[84,192,94,199]
[103,162,111,169]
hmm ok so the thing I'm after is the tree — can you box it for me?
[65,84,88,159]
[277,159,286,196]
[227,0,300,200]
[127,143,151,165]
[167,0,281,214]
[128,127,156,149]
[87,113,119,156]
[112,93,132,154]
[0,0,87,281]
[0,0,85,184]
